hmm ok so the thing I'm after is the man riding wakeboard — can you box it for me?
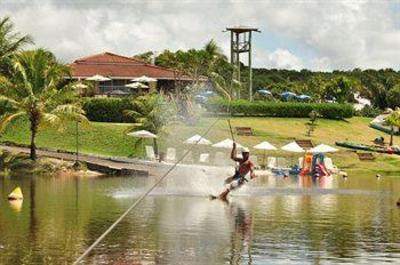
[217,142,256,200]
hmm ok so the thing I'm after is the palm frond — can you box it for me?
[0,95,20,108]
[0,111,25,132]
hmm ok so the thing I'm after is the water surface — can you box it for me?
[0,170,399,264]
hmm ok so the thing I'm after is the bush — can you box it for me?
[82,97,135,122]
[206,99,353,119]
[387,84,400,109]
[354,105,381,117]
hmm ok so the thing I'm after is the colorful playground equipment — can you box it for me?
[299,153,330,177]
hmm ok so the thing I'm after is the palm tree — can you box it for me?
[385,108,400,146]
[210,72,232,100]
[0,16,33,75]
[204,39,223,57]
[124,94,176,156]
[0,49,87,160]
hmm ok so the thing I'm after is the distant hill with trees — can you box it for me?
[135,43,400,111]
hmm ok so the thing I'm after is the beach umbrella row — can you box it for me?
[182,136,338,154]
[127,131,338,163]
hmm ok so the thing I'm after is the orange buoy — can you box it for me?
[8,187,23,200]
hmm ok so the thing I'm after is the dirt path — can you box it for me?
[0,145,161,176]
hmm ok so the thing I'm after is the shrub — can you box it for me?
[82,97,135,122]
[206,99,353,119]
[355,105,381,118]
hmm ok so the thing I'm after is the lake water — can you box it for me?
[0,168,400,264]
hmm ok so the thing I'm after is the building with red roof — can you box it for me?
[69,52,200,95]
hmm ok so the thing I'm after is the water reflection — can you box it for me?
[0,173,399,264]
[227,201,253,265]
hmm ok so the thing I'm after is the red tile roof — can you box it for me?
[69,52,195,80]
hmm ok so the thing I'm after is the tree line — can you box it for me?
[136,45,400,110]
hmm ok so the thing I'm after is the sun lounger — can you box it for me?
[267,157,277,169]
[298,157,304,168]
[182,150,193,164]
[250,155,259,169]
[199,153,210,163]
[145,145,156,160]
[166,147,176,162]
[324,157,338,173]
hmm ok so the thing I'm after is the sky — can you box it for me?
[1,0,400,71]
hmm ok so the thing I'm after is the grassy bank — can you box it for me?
[1,117,399,176]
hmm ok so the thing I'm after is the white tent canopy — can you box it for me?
[184,134,212,145]
[125,82,149,89]
[281,141,305,153]
[85,74,111,82]
[127,130,157,138]
[212,139,243,149]
[253,141,277,150]
[308,144,338,153]
[131,75,157,82]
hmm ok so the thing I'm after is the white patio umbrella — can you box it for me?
[253,141,277,168]
[85,74,111,82]
[254,141,277,150]
[127,130,157,138]
[127,130,158,158]
[125,82,149,89]
[281,141,305,153]
[212,139,243,149]
[308,144,338,153]
[85,75,111,94]
[131,75,157,82]
[184,134,212,145]
[281,141,305,167]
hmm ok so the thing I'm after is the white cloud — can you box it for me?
[254,49,304,70]
[1,0,400,70]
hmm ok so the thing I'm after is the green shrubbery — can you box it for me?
[206,99,353,119]
[354,105,381,118]
[82,97,134,122]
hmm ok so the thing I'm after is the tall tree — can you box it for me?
[124,94,176,156]
[386,84,400,109]
[133,51,154,64]
[385,108,400,146]
[0,49,87,160]
[0,16,33,75]
[325,76,355,103]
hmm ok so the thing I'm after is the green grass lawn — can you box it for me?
[1,116,399,176]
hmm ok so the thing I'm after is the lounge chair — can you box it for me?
[267,157,277,169]
[298,157,304,168]
[324,157,338,173]
[166,147,176,162]
[199,153,210,164]
[250,155,259,169]
[145,145,156,160]
[182,150,194,164]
